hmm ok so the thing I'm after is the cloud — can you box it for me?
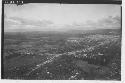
[9,17,54,26]
[97,16,121,28]
[4,17,54,32]
[69,16,121,30]
[4,15,121,32]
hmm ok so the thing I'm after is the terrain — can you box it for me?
[3,29,121,80]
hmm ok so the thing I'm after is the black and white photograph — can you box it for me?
[1,0,122,81]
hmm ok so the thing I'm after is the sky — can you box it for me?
[4,4,121,32]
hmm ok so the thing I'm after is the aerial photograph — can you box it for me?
[3,3,121,80]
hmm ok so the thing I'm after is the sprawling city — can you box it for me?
[3,29,121,80]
